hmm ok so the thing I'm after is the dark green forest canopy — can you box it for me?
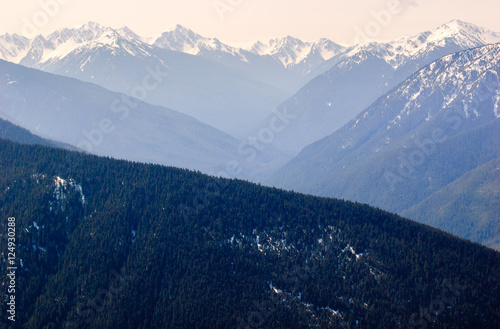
[0,139,498,328]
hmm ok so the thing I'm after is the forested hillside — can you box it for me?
[0,139,498,328]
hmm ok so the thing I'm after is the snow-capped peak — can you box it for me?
[47,21,111,46]
[309,38,345,60]
[0,33,31,62]
[250,36,307,56]
[248,36,344,68]
[1,20,497,73]
[346,20,500,69]
[151,25,247,59]
[72,21,103,31]
[152,25,207,54]
[428,19,500,45]
[5,22,154,68]
[116,26,147,43]
[36,24,130,62]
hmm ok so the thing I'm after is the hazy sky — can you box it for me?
[1,0,499,45]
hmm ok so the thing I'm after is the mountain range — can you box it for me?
[1,20,499,250]
[0,58,238,173]
[2,20,497,144]
[1,18,500,328]
[265,19,500,153]
[0,58,292,179]
[0,22,344,137]
[271,42,500,250]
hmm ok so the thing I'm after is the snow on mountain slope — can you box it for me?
[383,44,500,126]
[353,19,500,70]
[0,34,31,63]
[151,24,281,78]
[275,42,500,189]
[266,51,395,153]
[153,24,246,58]
[266,20,500,153]
[116,26,152,43]
[250,36,312,67]
[0,22,291,137]
[343,43,500,148]
[19,22,154,69]
[154,28,346,72]
[271,43,500,247]
[248,36,345,71]
[0,22,343,95]
[0,23,343,138]
[2,20,498,155]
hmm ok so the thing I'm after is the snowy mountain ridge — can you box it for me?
[0,22,344,70]
[348,19,500,69]
[262,19,500,153]
[152,24,245,57]
[0,33,31,63]
[247,36,345,68]
[270,42,500,249]
[2,19,498,73]
[1,20,499,142]
[350,42,500,142]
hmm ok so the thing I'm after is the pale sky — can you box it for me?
[1,0,499,45]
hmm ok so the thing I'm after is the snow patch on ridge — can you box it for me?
[494,93,500,118]
[53,176,86,205]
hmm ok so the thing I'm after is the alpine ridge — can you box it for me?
[264,20,500,153]
[271,42,500,249]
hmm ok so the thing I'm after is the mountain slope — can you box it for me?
[0,139,499,328]
[248,36,345,73]
[268,51,395,152]
[0,58,241,174]
[402,157,500,250]
[271,43,500,249]
[0,33,30,63]
[268,20,500,153]
[1,22,290,137]
[0,117,80,151]
[360,19,500,71]
[152,26,325,95]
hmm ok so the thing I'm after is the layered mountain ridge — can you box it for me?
[265,19,500,153]
[2,20,498,142]
[271,42,500,249]
[0,58,238,173]
[0,22,295,137]
[0,21,345,83]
